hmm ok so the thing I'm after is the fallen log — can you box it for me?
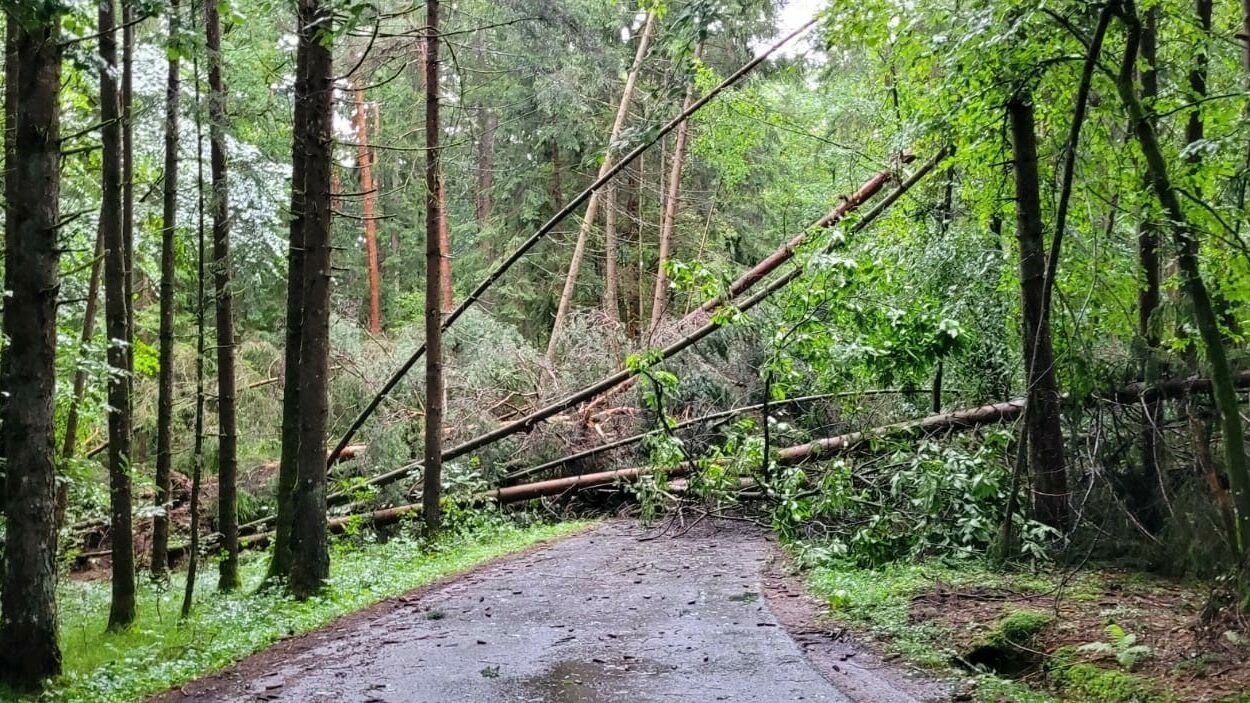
[584,150,950,416]
[231,152,942,537]
[206,396,1026,555]
[689,155,914,324]
[329,151,946,497]
[324,20,820,469]
[1100,369,1250,405]
[168,378,1249,557]
[502,387,961,484]
[484,399,1026,503]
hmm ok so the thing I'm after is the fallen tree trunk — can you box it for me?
[502,387,955,484]
[583,150,948,416]
[162,375,1250,556]
[324,19,819,469]
[228,150,940,541]
[688,155,914,325]
[487,400,1025,503]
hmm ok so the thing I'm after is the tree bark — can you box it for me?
[423,0,445,534]
[438,179,452,313]
[545,12,656,363]
[61,232,104,460]
[1007,92,1070,530]
[288,0,335,598]
[474,31,494,226]
[99,0,138,632]
[121,0,135,360]
[152,0,181,579]
[181,20,210,618]
[1128,4,1166,534]
[268,0,312,583]
[1115,0,1250,553]
[0,4,64,687]
[352,85,383,335]
[603,186,620,325]
[648,51,700,338]
[204,0,240,591]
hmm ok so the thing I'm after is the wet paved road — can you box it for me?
[155,522,937,703]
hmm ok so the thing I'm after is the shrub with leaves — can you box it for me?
[769,429,1056,567]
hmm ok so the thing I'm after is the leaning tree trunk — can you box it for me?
[423,0,445,534]
[0,4,64,688]
[648,48,701,339]
[1114,0,1250,556]
[205,0,240,591]
[1007,92,1070,531]
[152,0,182,579]
[288,0,335,599]
[545,11,656,364]
[99,0,137,632]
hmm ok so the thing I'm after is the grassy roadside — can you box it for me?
[801,559,1250,703]
[805,560,1059,702]
[11,518,590,703]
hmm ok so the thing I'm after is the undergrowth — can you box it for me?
[800,558,1220,702]
[9,517,589,703]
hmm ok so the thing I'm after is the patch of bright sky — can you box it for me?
[754,0,826,60]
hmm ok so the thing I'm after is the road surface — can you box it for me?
[152,520,944,703]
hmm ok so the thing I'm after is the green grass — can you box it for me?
[804,559,1062,702]
[11,519,590,703]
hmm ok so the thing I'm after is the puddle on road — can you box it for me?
[516,657,666,702]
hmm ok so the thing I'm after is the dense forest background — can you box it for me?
[3,0,1250,697]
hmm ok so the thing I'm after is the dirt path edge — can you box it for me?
[762,543,952,703]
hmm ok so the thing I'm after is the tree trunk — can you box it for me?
[1180,0,1236,540]
[183,39,209,617]
[0,15,14,513]
[474,31,494,226]
[1114,6,1250,551]
[1242,0,1250,204]
[61,232,104,460]
[648,52,700,338]
[439,179,452,313]
[0,5,64,687]
[205,0,240,591]
[99,0,137,632]
[603,186,620,325]
[545,12,656,363]
[152,0,181,578]
[423,0,445,534]
[1007,92,1069,530]
[122,0,135,360]
[288,0,335,598]
[352,85,383,335]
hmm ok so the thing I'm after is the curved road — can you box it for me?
[154,521,944,703]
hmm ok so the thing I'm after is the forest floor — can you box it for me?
[147,519,946,703]
[807,559,1250,702]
